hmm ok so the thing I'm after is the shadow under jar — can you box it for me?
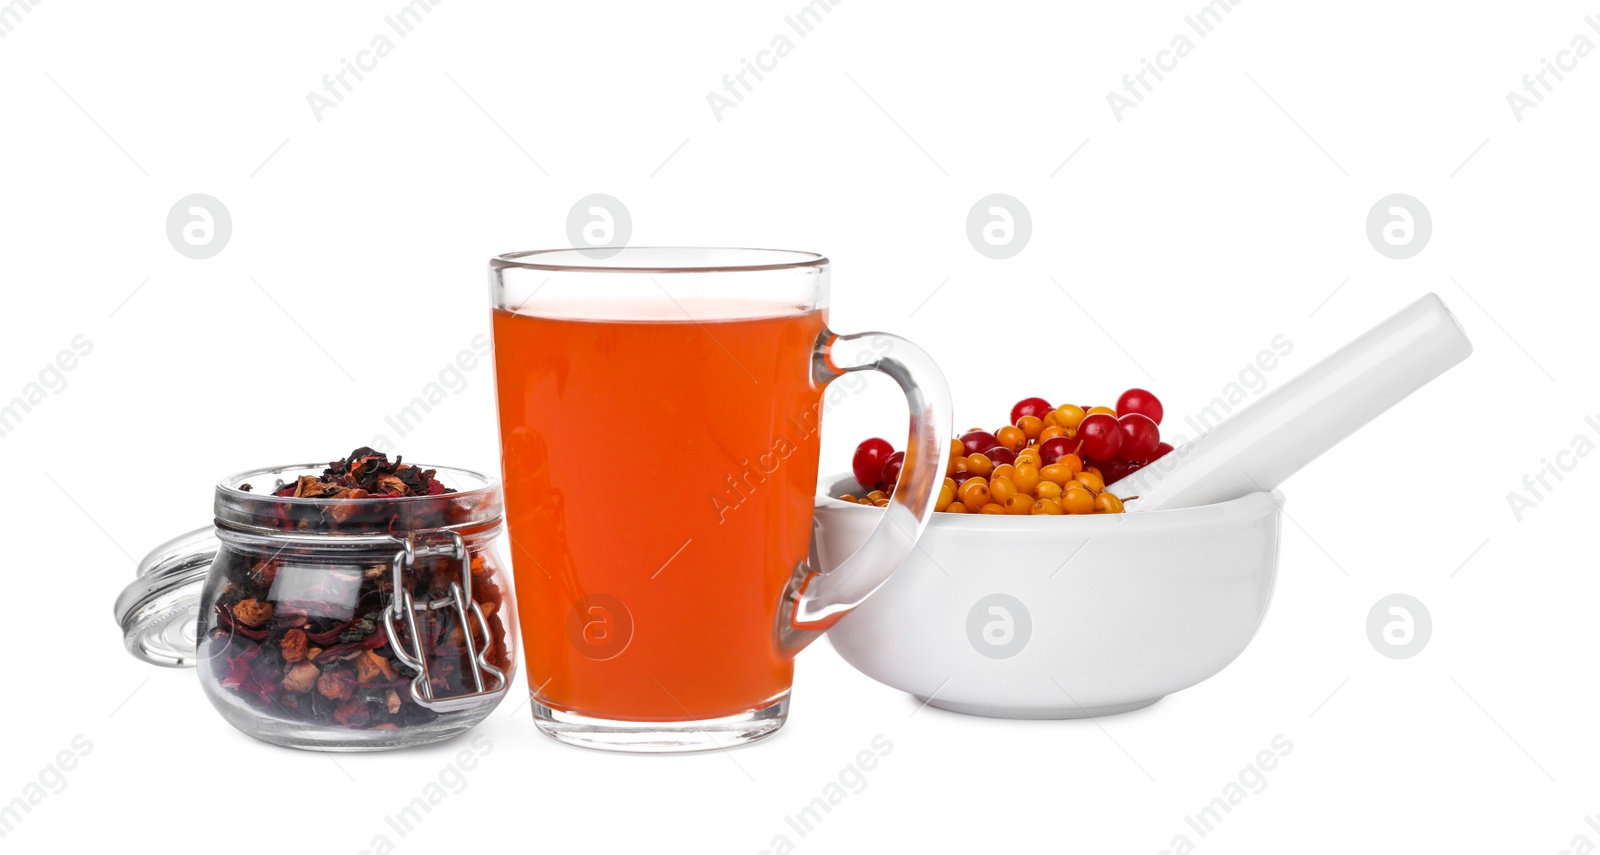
[116,464,517,751]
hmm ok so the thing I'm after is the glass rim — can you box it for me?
[215,463,499,506]
[491,247,830,275]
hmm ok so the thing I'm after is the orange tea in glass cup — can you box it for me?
[490,248,951,752]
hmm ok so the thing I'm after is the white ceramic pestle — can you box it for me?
[1117,292,1472,512]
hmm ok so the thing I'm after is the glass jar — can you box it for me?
[114,463,517,751]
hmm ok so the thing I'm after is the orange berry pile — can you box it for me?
[841,391,1173,516]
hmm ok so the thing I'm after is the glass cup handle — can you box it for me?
[780,329,952,645]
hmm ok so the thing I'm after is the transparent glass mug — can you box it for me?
[490,248,952,752]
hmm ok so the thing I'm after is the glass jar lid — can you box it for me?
[114,462,502,668]
[114,527,219,667]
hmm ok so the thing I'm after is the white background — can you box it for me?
[3,0,1598,852]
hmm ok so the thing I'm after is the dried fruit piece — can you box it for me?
[282,662,319,694]
[232,599,273,628]
[317,670,352,701]
[281,628,308,663]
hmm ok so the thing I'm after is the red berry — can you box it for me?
[983,446,1017,466]
[1099,457,1142,486]
[1150,442,1174,462]
[950,470,983,487]
[852,438,894,489]
[1038,435,1080,466]
[959,429,1000,457]
[1116,413,1160,462]
[1116,389,1163,425]
[880,451,906,488]
[1077,413,1122,461]
[1009,397,1053,425]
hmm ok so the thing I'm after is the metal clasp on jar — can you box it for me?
[380,532,508,712]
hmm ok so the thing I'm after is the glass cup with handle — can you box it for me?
[490,247,951,752]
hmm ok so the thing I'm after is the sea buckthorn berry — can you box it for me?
[937,482,955,509]
[1041,410,1062,429]
[1061,487,1095,515]
[983,446,1017,466]
[1054,404,1087,430]
[1012,464,1042,495]
[980,502,1006,514]
[989,476,1018,505]
[950,470,982,487]
[952,456,970,474]
[1003,494,1034,514]
[945,501,968,513]
[1035,481,1063,501]
[1009,397,1054,424]
[1031,497,1064,515]
[1016,415,1044,440]
[1087,406,1117,417]
[964,452,994,478]
[960,430,1001,457]
[1074,471,1106,493]
[839,494,857,503]
[1038,425,1068,443]
[866,490,887,501]
[1094,493,1125,514]
[1076,413,1123,461]
[991,463,1017,483]
[949,438,965,459]
[995,425,1027,452]
[1039,463,1074,486]
[1060,453,1084,475]
[958,478,991,511]
[872,497,890,507]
